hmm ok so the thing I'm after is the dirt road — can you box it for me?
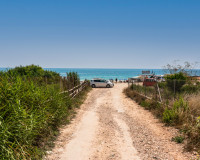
[46,83,195,160]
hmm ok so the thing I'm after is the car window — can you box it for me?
[94,80,100,82]
[100,80,105,82]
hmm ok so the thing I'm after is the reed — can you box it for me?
[0,65,89,159]
[125,82,200,153]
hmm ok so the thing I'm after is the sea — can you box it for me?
[47,68,167,80]
[1,68,200,81]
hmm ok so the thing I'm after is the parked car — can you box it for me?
[143,78,157,86]
[154,75,165,82]
[90,79,114,88]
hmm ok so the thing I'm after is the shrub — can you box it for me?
[163,108,176,124]
[66,72,80,87]
[181,84,200,94]
[6,65,60,78]
[163,97,188,124]
[0,75,72,159]
[165,72,187,92]
[173,96,188,111]
[172,136,185,143]
[158,82,167,89]
[140,100,150,109]
[1,65,61,85]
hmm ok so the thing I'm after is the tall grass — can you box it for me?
[125,83,200,153]
[130,84,155,98]
[184,94,200,150]
[66,72,80,88]
[0,74,73,159]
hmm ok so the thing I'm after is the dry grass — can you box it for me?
[124,88,146,104]
[124,88,164,117]
[182,94,200,151]
[187,94,200,117]
[125,87,200,153]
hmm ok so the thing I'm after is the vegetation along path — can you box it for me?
[46,83,195,160]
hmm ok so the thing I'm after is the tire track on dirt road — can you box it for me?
[46,84,195,160]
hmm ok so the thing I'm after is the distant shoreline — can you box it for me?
[1,68,200,80]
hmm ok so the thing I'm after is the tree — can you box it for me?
[163,60,199,76]
[165,72,187,92]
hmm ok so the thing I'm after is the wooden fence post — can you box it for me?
[157,83,162,103]
[45,77,48,85]
[63,77,66,91]
[60,77,63,91]
[174,79,176,99]
[154,85,158,101]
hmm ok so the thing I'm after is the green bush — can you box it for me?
[140,100,150,108]
[172,136,185,143]
[181,84,200,94]
[173,96,188,111]
[163,97,188,124]
[165,72,187,92]
[66,72,80,87]
[163,108,176,124]
[7,65,59,78]
[1,65,60,85]
[158,82,167,89]
[0,75,72,159]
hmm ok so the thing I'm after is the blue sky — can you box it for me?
[0,0,200,68]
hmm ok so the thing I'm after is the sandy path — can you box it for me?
[46,84,195,160]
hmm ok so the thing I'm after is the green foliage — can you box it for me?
[126,74,200,151]
[163,97,188,124]
[8,64,43,77]
[0,75,72,159]
[67,72,80,87]
[140,100,150,108]
[172,136,185,143]
[165,72,187,80]
[158,82,167,89]
[140,100,161,110]
[163,108,177,124]
[0,65,90,159]
[181,84,200,94]
[130,84,155,97]
[173,96,188,111]
[0,65,60,80]
[165,72,187,92]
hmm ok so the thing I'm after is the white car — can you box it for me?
[90,79,114,88]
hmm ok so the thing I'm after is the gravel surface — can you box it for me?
[46,83,196,160]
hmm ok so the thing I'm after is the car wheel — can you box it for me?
[106,84,110,88]
[92,84,96,88]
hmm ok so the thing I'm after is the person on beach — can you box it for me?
[115,78,118,83]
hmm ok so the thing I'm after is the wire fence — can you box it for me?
[129,79,200,104]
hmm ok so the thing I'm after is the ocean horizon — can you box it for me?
[1,67,200,81]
